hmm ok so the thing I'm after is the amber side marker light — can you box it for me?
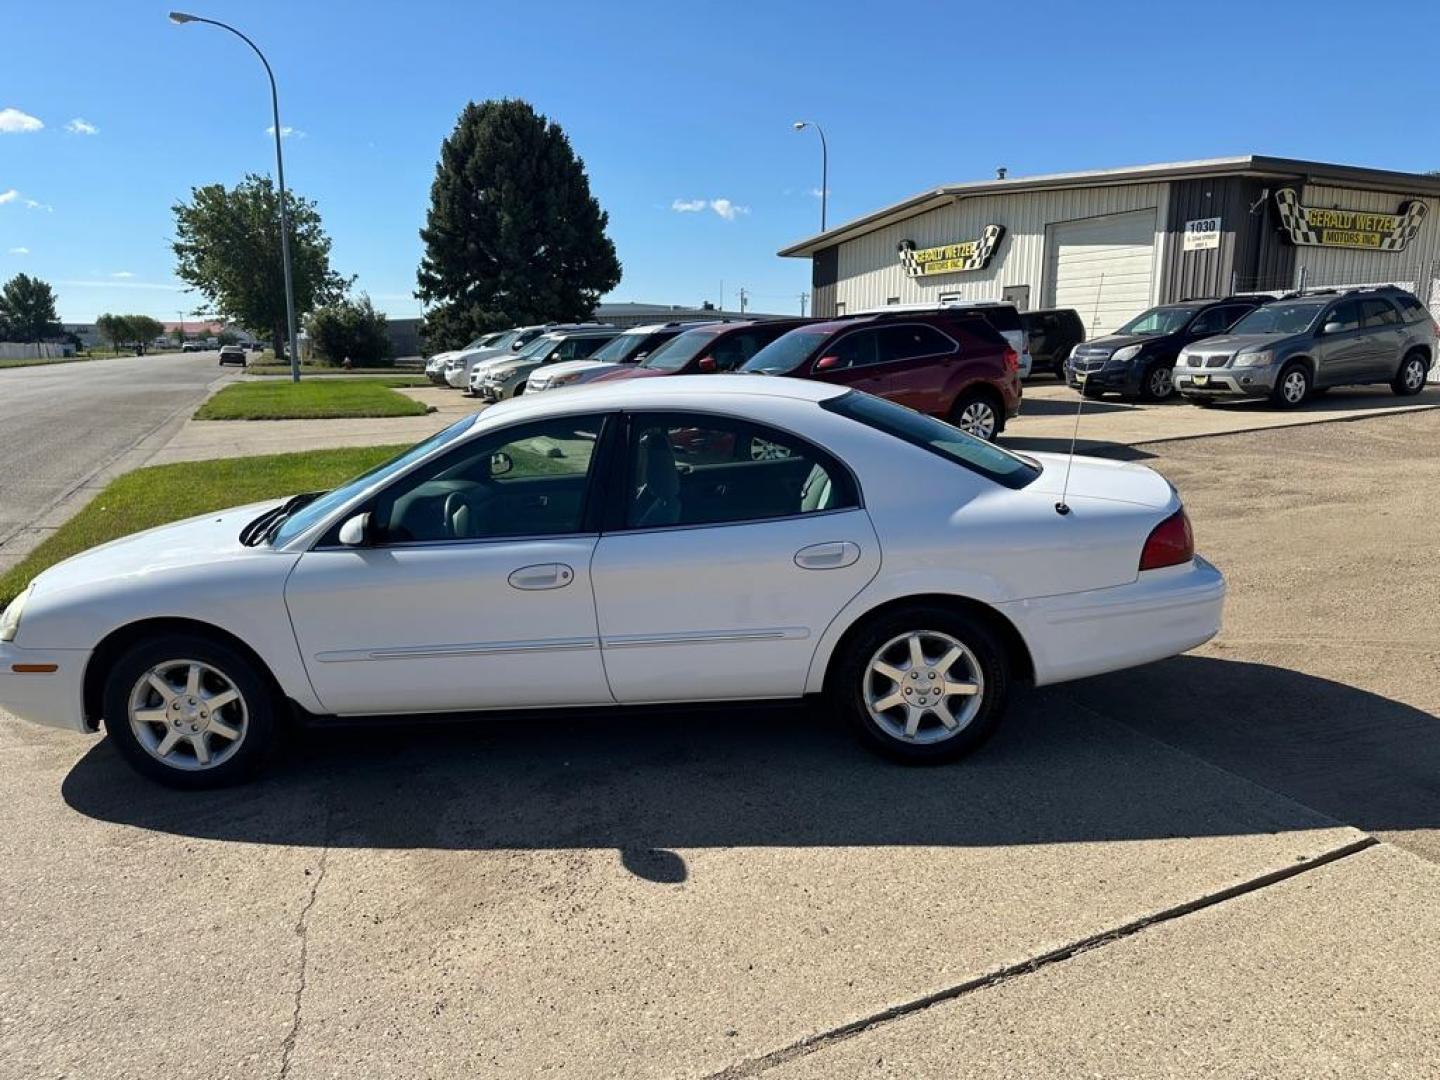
[11,664,58,674]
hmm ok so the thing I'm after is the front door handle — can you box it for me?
[794,541,861,570]
[507,563,574,590]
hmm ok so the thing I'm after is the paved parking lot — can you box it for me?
[2,406,1438,1078]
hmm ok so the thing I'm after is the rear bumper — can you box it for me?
[998,556,1225,686]
[0,643,91,733]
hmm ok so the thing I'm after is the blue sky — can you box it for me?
[3,0,1437,323]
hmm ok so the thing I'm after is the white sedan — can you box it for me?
[0,377,1224,787]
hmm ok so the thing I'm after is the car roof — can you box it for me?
[479,373,847,423]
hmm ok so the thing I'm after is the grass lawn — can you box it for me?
[245,361,419,376]
[195,380,430,420]
[0,445,408,606]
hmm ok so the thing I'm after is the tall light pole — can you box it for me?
[792,120,828,232]
[169,11,301,383]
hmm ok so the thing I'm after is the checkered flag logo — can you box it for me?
[1274,188,1317,245]
[1382,200,1427,251]
[897,225,1005,277]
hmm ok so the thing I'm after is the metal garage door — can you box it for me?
[1045,209,1158,336]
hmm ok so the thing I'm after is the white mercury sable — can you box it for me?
[0,377,1223,787]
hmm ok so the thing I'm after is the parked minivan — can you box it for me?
[740,311,1021,440]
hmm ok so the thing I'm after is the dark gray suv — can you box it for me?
[1175,286,1436,408]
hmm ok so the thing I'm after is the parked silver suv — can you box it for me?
[1176,286,1436,408]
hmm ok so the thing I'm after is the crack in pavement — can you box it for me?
[703,836,1378,1080]
[277,816,332,1080]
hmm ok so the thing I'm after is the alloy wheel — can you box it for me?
[1282,370,1308,404]
[863,630,985,745]
[127,659,249,771]
[955,401,997,440]
[1403,358,1426,391]
[1148,366,1173,399]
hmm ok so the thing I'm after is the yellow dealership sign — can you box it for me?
[1274,188,1427,252]
[897,225,1005,276]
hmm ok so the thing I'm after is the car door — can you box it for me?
[591,411,880,703]
[1315,299,1366,385]
[284,413,616,715]
[1358,298,1405,379]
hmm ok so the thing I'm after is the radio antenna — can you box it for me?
[1057,272,1105,516]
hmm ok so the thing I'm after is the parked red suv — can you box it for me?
[738,312,1021,439]
[590,319,814,383]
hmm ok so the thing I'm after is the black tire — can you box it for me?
[1080,384,1105,400]
[1138,362,1175,402]
[1392,351,1429,397]
[1269,361,1311,409]
[102,633,279,788]
[829,605,1010,765]
[949,389,1002,441]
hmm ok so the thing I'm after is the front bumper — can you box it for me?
[998,555,1225,687]
[1175,365,1277,400]
[443,368,469,388]
[0,642,91,733]
[1067,363,1142,394]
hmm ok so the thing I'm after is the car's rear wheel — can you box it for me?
[1393,351,1429,396]
[831,606,1009,765]
[102,634,278,788]
[1139,363,1175,401]
[1270,362,1310,408]
[949,391,1000,440]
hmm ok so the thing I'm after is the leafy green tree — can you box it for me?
[129,315,164,352]
[307,293,391,366]
[0,273,62,342]
[416,99,621,350]
[171,174,350,355]
[96,313,127,352]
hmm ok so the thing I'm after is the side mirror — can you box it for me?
[696,356,717,373]
[1322,321,1344,335]
[338,512,371,547]
[489,450,514,476]
[511,341,523,351]
[814,355,842,371]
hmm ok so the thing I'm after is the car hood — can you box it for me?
[484,358,541,380]
[597,367,664,382]
[29,500,286,601]
[1073,333,1155,353]
[537,359,613,380]
[1026,452,1176,509]
[1181,332,1292,356]
[456,345,514,364]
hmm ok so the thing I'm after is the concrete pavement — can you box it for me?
[0,350,232,573]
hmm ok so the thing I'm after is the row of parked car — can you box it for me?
[422,284,1436,440]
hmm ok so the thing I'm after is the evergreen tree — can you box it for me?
[0,273,61,341]
[417,100,621,350]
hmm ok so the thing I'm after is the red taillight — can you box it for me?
[1139,508,1194,571]
[1002,346,1019,372]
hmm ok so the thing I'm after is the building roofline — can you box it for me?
[778,155,1440,257]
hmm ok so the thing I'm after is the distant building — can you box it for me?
[595,302,788,327]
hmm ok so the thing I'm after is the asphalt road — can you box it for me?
[2,408,1438,1077]
[0,351,225,572]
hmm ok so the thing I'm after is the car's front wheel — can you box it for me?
[1393,351,1429,396]
[831,606,1009,765]
[102,633,279,788]
[1270,362,1311,408]
[1139,363,1175,401]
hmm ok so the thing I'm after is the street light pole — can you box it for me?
[792,120,828,232]
[169,11,300,383]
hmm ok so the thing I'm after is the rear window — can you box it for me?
[823,392,1040,490]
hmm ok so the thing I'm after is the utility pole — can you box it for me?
[799,291,809,317]
[738,287,748,314]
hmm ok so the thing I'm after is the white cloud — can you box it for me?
[65,117,98,136]
[265,125,305,139]
[8,246,28,255]
[0,188,17,204]
[808,187,830,199]
[0,108,43,134]
[111,271,134,278]
[708,198,749,221]
[24,198,52,212]
[671,197,750,221]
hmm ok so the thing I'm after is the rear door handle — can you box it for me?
[794,541,861,570]
[507,563,574,590]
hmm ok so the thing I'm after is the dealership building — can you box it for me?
[780,155,1440,337]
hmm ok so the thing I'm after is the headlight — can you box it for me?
[1111,345,1142,364]
[1233,350,1273,368]
[0,584,32,643]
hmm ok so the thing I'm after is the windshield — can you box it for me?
[514,335,555,360]
[269,416,478,546]
[640,328,720,371]
[1114,307,1195,336]
[741,328,830,374]
[1228,302,1324,335]
[823,392,1040,490]
[588,332,650,364]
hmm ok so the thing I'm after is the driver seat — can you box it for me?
[632,431,682,527]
